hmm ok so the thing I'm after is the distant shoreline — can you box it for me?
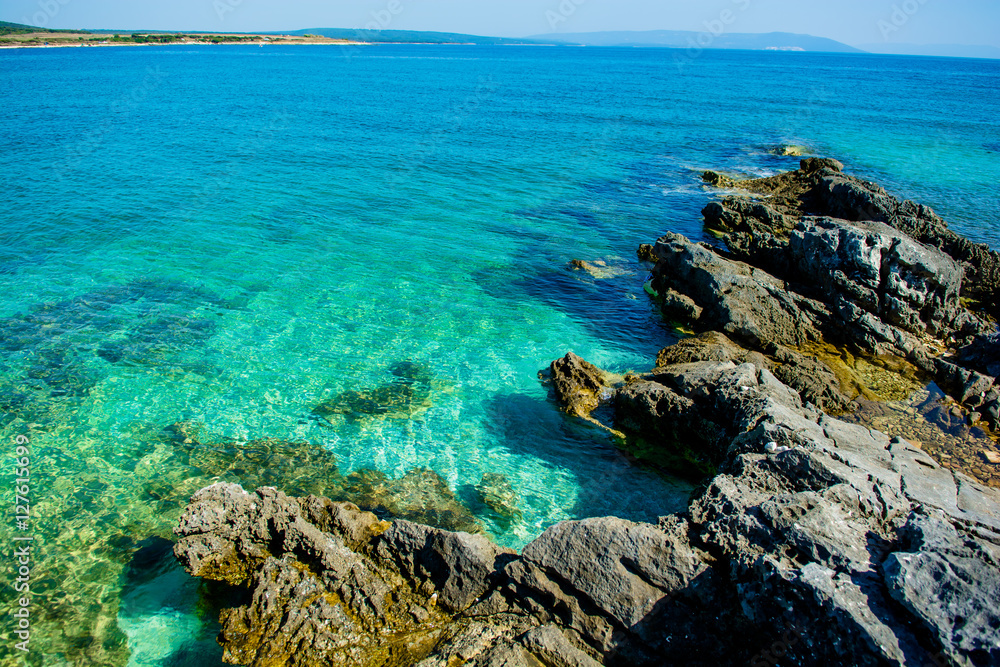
[0,32,364,49]
[0,41,366,49]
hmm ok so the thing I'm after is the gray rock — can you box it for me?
[521,517,707,630]
[816,172,1000,317]
[884,513,1000,665]
[650,232,831,349]
[788,217,963,336]
[372,520,514,613]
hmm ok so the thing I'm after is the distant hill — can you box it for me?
[287,28,542,45]
[530,30,863,53]
[858,42,1000,60]
[0,19,84,34]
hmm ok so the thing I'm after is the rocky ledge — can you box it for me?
[175,160,1000,666]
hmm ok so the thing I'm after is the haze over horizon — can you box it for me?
[3,0,998,50]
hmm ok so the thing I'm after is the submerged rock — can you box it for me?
[313,360,442,421]
[475,472,523,526]
[162,422,482,533]
[343,467,484,534]
[773,144,811,157]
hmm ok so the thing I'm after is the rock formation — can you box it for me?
[175,161,1000,666]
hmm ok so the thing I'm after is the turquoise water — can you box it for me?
[1,45,998,665]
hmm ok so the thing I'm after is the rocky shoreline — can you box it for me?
[175,159,1000,666]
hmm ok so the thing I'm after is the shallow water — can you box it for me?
[1,45,999,665]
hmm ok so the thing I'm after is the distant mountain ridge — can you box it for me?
[530,30,863,53]
[286,28,542,45]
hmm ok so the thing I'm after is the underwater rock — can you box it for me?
[312,381,432,420]
[475,472,523,525]
[97,313,217,368]
[312,360,440,421]
[776,144,810,157]
[162,422,481,533]
[569,259,629,280]
[343,468,483,535]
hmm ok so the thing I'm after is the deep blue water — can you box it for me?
[1,44,998,665]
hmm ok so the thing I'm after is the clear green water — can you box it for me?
[1,45,998,665]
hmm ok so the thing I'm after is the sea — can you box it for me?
[1,44,998,665]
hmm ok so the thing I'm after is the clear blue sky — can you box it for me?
[4,0,998,47]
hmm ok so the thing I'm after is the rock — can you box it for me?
[649,232,830,349]
[177,355,1000,666]
[546,352,614,420]
[702,198,798,239]
[313,380,432,420]
[313,360,443,421]
[659,289,703,322]
[637,244,657,263]
[800,157,844,173]
[373,521,514,613]
[701,170,737,188]
[956,332,1000,378]
[520,516,707,631]
[570,259,627,279]
[983,450,1000,465]
[655,331,744,367]
[775,144,810,157]
[788,217,964,336]
[815,172,1000,317]
[342,467,484,534]
[883,513,1000,665]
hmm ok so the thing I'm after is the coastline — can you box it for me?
[0,33,364,49]
[173,158,1000,666]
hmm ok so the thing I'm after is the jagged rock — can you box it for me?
[546,352,613,420]
[884,513,1000,663]
[788,217,964,337]
[703,198,797,237]
[654,332,852,413]
[637,244,657,263]
[701,170,737,188]
[372,521,513,613]
[815,172,1000,316]
[800,157,844,173]
[177,358,1000,666]
[957,332,1000,378]
[520,516,707,630]
[649,232,830,349]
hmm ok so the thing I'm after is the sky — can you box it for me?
[3,0,998,48]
